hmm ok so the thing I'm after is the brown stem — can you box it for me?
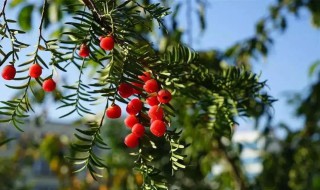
[33,0,47,64]
[0,0,7,16]
[82,0,101,19]
[1,0,16,63]
[81,0,112,32]
[218,139,248,190]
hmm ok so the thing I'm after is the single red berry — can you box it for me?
[2,65,16,80]
[138,72,151,82]
[150,120,166,137]
[29,64,42,78]
[157,89,172,104]
[100,36,114,51]
[42,78,56,92]
[124,133,139,148]
[106,104,121,119]
[131,82,143,94]
[124,115,139,128]
[132,123,145,138]
[146,95,159,106]
[118,83,134,98]
[143,79,159,93]
[126,98,143,115]
[148,105,164,120]
[79,44,90,58]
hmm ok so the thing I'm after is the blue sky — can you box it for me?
[178,0,320,132]
[1,0,319,132]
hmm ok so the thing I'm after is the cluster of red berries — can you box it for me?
[1,63,56,92]
[1,36,115,92]
[106,71,172,148]
[78,35,115,58]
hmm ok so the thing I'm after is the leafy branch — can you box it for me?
[0,0,29,65]
[58,60,95,118]
[0,137,15,147]
[132,149,168,190]
[57,8,103,118]
[0,0,49,131]
[68,120,109,180]
[129,0,170,29]
[1,0,16,64]
[165,130,187,174]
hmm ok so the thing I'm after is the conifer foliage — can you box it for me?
[0,0,273,189]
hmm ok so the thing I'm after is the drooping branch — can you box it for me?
[1,0,17,63]
[0,0,49,131]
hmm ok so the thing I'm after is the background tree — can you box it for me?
[0,0,320,190]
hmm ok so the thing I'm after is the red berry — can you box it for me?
[143,79,159,93]
[124,115,139,128]
[131,82,143,94]
[29,64,42,78]
[126,106,135,116]
[106,104,121,119]
[79,44,90,58]
[146,95,159,106]
[126,98,143,115]
[148,105,163,120]
[118,83,134,98]
[138,72,151,82]
[124,133,139,148]
[150,120,166,137]
[42,78,56,92]
[157,89,172,104]
[100,36,114,51]
[132,123,145,138]
[150,118,156,124]
[2,65,16,80]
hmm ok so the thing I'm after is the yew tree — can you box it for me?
[0,0,288,189]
